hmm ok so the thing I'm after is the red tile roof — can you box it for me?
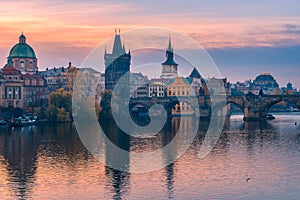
[2,65,19,75]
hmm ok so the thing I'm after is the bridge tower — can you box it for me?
[104,29,131,90]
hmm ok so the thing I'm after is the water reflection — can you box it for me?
[0,114,299,199]
[0,126,38,199]
[101,119,130,200]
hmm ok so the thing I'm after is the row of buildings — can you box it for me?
[104,32,229,115]
[0,34,102,111]
[230,73,299,96]
[3,31,295,115]
[0,31,230,116]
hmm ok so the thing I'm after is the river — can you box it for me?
[0,113,299,199]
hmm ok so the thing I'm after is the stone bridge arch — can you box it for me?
[163,96,201,117]
[260,95,300,116]
[226,96,245,113]
[259,96,283,117]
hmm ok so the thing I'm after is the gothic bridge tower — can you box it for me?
[104,29,131,90]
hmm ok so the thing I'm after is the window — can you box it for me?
[20,61,25,69]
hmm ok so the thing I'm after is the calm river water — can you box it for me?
[0,114,300,200]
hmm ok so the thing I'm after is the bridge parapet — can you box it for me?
[129,94,300,120]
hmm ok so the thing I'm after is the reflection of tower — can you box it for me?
[101,119,130,199]
[161,35,178,79]
[105,29,131,90]
[161,117,179,199]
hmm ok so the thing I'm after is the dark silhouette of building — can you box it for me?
[104,29,131,90]
[161,36,178,79]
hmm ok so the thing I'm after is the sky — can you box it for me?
[0,0,299,88]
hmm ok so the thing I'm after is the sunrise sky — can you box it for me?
[0,0,299,87]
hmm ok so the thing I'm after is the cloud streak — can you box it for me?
[0,0,299,87]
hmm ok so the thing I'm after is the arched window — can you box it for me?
[20,61,25,69]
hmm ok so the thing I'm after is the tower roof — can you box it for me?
[189,67,201,78]
[112,29,125,55]
[162,35,178,66]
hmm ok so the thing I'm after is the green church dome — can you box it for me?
[8,34,36,59]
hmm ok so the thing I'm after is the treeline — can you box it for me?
[35,88,109,122]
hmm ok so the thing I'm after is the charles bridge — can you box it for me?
[129,93,300,121]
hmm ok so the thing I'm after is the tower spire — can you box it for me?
[162,34,178,66]
[112,28,125,55]
[167,34,172,51]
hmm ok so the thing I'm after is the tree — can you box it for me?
[46,88,72,122]
[99,90,114,119]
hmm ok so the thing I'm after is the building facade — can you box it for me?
[0,34,47,110]
[166,77,194,115]
[253,73,280,95]
[39,66,68,93]
[0,59,24,108]
[148,81,166,97]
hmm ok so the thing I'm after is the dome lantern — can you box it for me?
[19,33,26,43]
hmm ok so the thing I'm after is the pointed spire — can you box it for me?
[104,45,107,55]
[112,28,125,55]
[162,34,178,66]
[167,34,172,51]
